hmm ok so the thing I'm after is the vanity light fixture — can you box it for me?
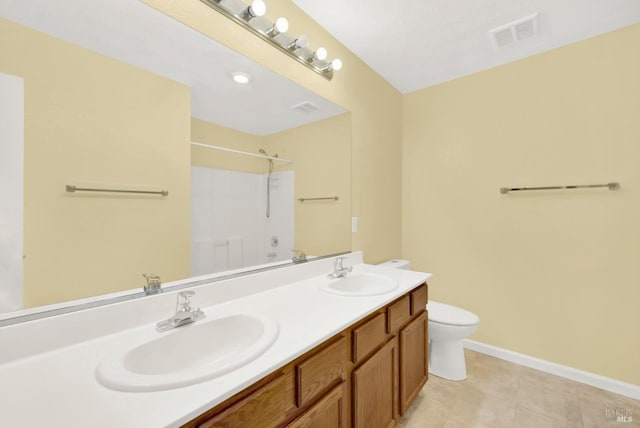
[200,0,342,80]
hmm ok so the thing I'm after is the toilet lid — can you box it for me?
[428,301,479,326]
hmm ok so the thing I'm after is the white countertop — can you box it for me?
[0,253,430,427]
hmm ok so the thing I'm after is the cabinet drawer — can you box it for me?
[352,312,387,363]
[387,295,411,333]
[410,284,428,315]
[296,336,347,408]
[198,375,285,428]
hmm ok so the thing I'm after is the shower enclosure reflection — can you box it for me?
[190,112,352,276]
[191,151,294,275]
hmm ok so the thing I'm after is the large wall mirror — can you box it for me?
[0,0,351,322]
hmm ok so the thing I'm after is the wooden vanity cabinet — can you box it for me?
[295,336,347,409]
[399,284,429,414]
[182,283,428,428]
[287,382,348,428]
[195,374,287,428]
[399,311,428,414]
[352,337,398,428]
[351,283,428,427]
[185,336,348,428]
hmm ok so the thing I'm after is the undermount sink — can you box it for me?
[96,313,279,392]
[318,272,399,296]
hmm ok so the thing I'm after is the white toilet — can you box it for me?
[427,301,479,380]
[378,259,480,381]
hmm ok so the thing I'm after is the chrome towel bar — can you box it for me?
[500,182,620,194]
[298,196,339,202]
[66,185,168,196]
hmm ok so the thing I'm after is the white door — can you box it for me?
[0,72,24,313]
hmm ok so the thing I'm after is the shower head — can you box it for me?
[259,148,278,158]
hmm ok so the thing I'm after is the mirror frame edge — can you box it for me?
[0,251,351,327]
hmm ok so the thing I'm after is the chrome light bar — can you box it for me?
[200,0,342,81]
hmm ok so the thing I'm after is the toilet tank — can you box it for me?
[378,259,411,270]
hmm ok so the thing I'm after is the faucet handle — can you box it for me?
[142,273,162,295]
[177,291,195,311]
[334,257,345,269]
[143,273,160,283]
[292,249,307,263]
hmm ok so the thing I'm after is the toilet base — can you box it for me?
[428,339,467,381]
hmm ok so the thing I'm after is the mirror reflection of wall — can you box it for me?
[0,1,351,319]
[1,16,193,310]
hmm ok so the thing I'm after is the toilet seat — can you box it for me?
[428,301,479,326]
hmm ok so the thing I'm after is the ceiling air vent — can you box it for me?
[490,13,539,48]
[292,101,319,113]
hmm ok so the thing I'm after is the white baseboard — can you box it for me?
[463,339,640,400]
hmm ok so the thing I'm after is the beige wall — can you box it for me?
[142,0,404,264]
[0,18,191,307]
[266,113,352,256]
[403,24,640,385]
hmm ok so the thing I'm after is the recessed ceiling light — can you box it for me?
[231,72,251,84]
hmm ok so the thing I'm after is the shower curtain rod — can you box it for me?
[191,142,294,164]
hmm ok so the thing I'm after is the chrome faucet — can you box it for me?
[156,291,206,332]
[328,256,352,279]
[292,249,307,264]
[142,273,162,295]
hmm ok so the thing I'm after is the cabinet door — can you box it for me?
[352,338,398,428]
[399,311,428,414]
[287,382,347,428]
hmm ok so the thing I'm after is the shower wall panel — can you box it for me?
[191,166,293,276]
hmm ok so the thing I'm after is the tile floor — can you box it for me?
[399,349,639,428]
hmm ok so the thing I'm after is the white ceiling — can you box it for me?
[0,0,346,136]
[292,0,640,94]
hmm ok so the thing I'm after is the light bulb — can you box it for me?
[331,58,343,71]
[248,0,266,17]
[315,47,328,61]
[275,17,288,33]
[291,36,308,49]
[267,17,289,37]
